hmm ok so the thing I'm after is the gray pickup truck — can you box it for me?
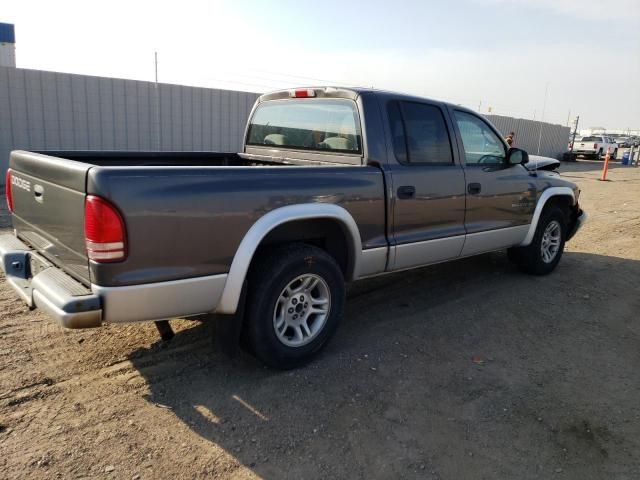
[1,87,586,368]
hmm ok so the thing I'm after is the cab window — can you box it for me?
[247,99,362,154]
[454,111,506,165]
[387,101,453,165]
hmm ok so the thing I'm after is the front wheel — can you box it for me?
[508,206,566,275]
[612,149,618,160]
[245,243,345,369]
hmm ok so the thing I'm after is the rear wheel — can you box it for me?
[612,149,618,160]
[245,243,345,369]
[508,206,566,275]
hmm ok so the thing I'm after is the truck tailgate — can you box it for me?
[8,151,91,284]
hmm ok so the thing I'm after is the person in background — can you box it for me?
[505,131,515,148]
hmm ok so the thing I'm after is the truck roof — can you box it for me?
[257,86,470,113]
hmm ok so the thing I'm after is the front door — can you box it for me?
[387,100,467,270]
[451,109,536,256]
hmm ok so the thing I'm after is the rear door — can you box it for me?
[450,110,534,256]
[8,151,91,283]
[386,100,467,270]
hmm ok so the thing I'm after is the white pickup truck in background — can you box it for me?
[570,135,618,160]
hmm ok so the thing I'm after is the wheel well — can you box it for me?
[255,218,352,278]
[545,195,573,225]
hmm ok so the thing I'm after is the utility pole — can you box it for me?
[569,115,580,157]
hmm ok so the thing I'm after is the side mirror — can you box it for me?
[507,148,529,165]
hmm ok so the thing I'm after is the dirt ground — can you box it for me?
[1,160,639,480]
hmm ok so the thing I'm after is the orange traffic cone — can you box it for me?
[600,146,611,181]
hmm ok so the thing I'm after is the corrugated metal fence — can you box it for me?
[1,66,571,184]
[0,66,259,179]
[485,114,570,159]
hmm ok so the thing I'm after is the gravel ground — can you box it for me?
[0,161,639,479]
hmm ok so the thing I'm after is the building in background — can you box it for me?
[580,128,640,136]
[0,23,16,67]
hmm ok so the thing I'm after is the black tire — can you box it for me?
[245,243,345,369]
[612,149,617,160]
[508,206,566,275]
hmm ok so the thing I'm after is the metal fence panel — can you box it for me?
[1,66,571,182]
[0,66,259,181]
[485,114,570,159]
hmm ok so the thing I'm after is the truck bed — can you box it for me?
[8,150,386,290]
[36,151,264,167]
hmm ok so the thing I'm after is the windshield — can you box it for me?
[247,99,362,154]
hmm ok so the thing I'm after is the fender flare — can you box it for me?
[519,187,575,246]
[215,203,362,314]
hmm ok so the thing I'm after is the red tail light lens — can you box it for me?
[5,169,13,213]
[289,88,316,98]
[593,143,598,149]
[84,195,126,262]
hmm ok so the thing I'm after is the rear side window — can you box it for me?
[247,99,361,154]
[387,101,453,165]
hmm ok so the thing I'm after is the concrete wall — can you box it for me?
[485,114,570,159]
[0,66,259,179]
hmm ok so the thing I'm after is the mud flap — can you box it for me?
[212,282,247,358]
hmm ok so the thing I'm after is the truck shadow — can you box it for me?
[127,251,640,479]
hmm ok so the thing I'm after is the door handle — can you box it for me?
[397,185,416,199]
[468,183,481,195]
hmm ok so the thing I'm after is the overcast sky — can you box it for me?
[2,0,639,130]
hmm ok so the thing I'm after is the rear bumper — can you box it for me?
[0,234,228,329]
[0,234,102,328]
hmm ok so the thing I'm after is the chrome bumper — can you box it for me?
[1,233,229,328]
[0,234,102,328]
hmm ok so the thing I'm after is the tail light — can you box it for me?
[84,195,126,262]
[568,143,573,149]
[593,143,598,149]
[5,169,13,213]
[289,88,316,98]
